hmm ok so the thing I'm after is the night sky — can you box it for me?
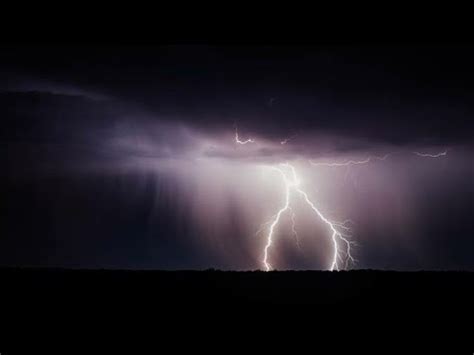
[1,45,473,270]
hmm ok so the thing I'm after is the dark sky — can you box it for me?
[3,45,474,142]
[1,45,473,270]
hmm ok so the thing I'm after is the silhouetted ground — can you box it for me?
[1,268,473,351]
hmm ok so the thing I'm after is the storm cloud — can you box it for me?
[1,45,473,270]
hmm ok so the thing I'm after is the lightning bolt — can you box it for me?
[261,163,355,271]
[234,127,255,145]
[289,208,301,250]
[262,165,292,271]
[310,149,448,168]
[309,154,390,167]
[413,150,448,158]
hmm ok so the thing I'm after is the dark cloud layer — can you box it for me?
[2,45,474,145]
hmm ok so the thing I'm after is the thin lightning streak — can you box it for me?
[309,154,390,167]
[289,208,301,250]
[234,127,255,145]
[255,220,273,237]
[332,219,354,232]
[413,150,447,158]
[261,163,354,271]
[310,149,448,168]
